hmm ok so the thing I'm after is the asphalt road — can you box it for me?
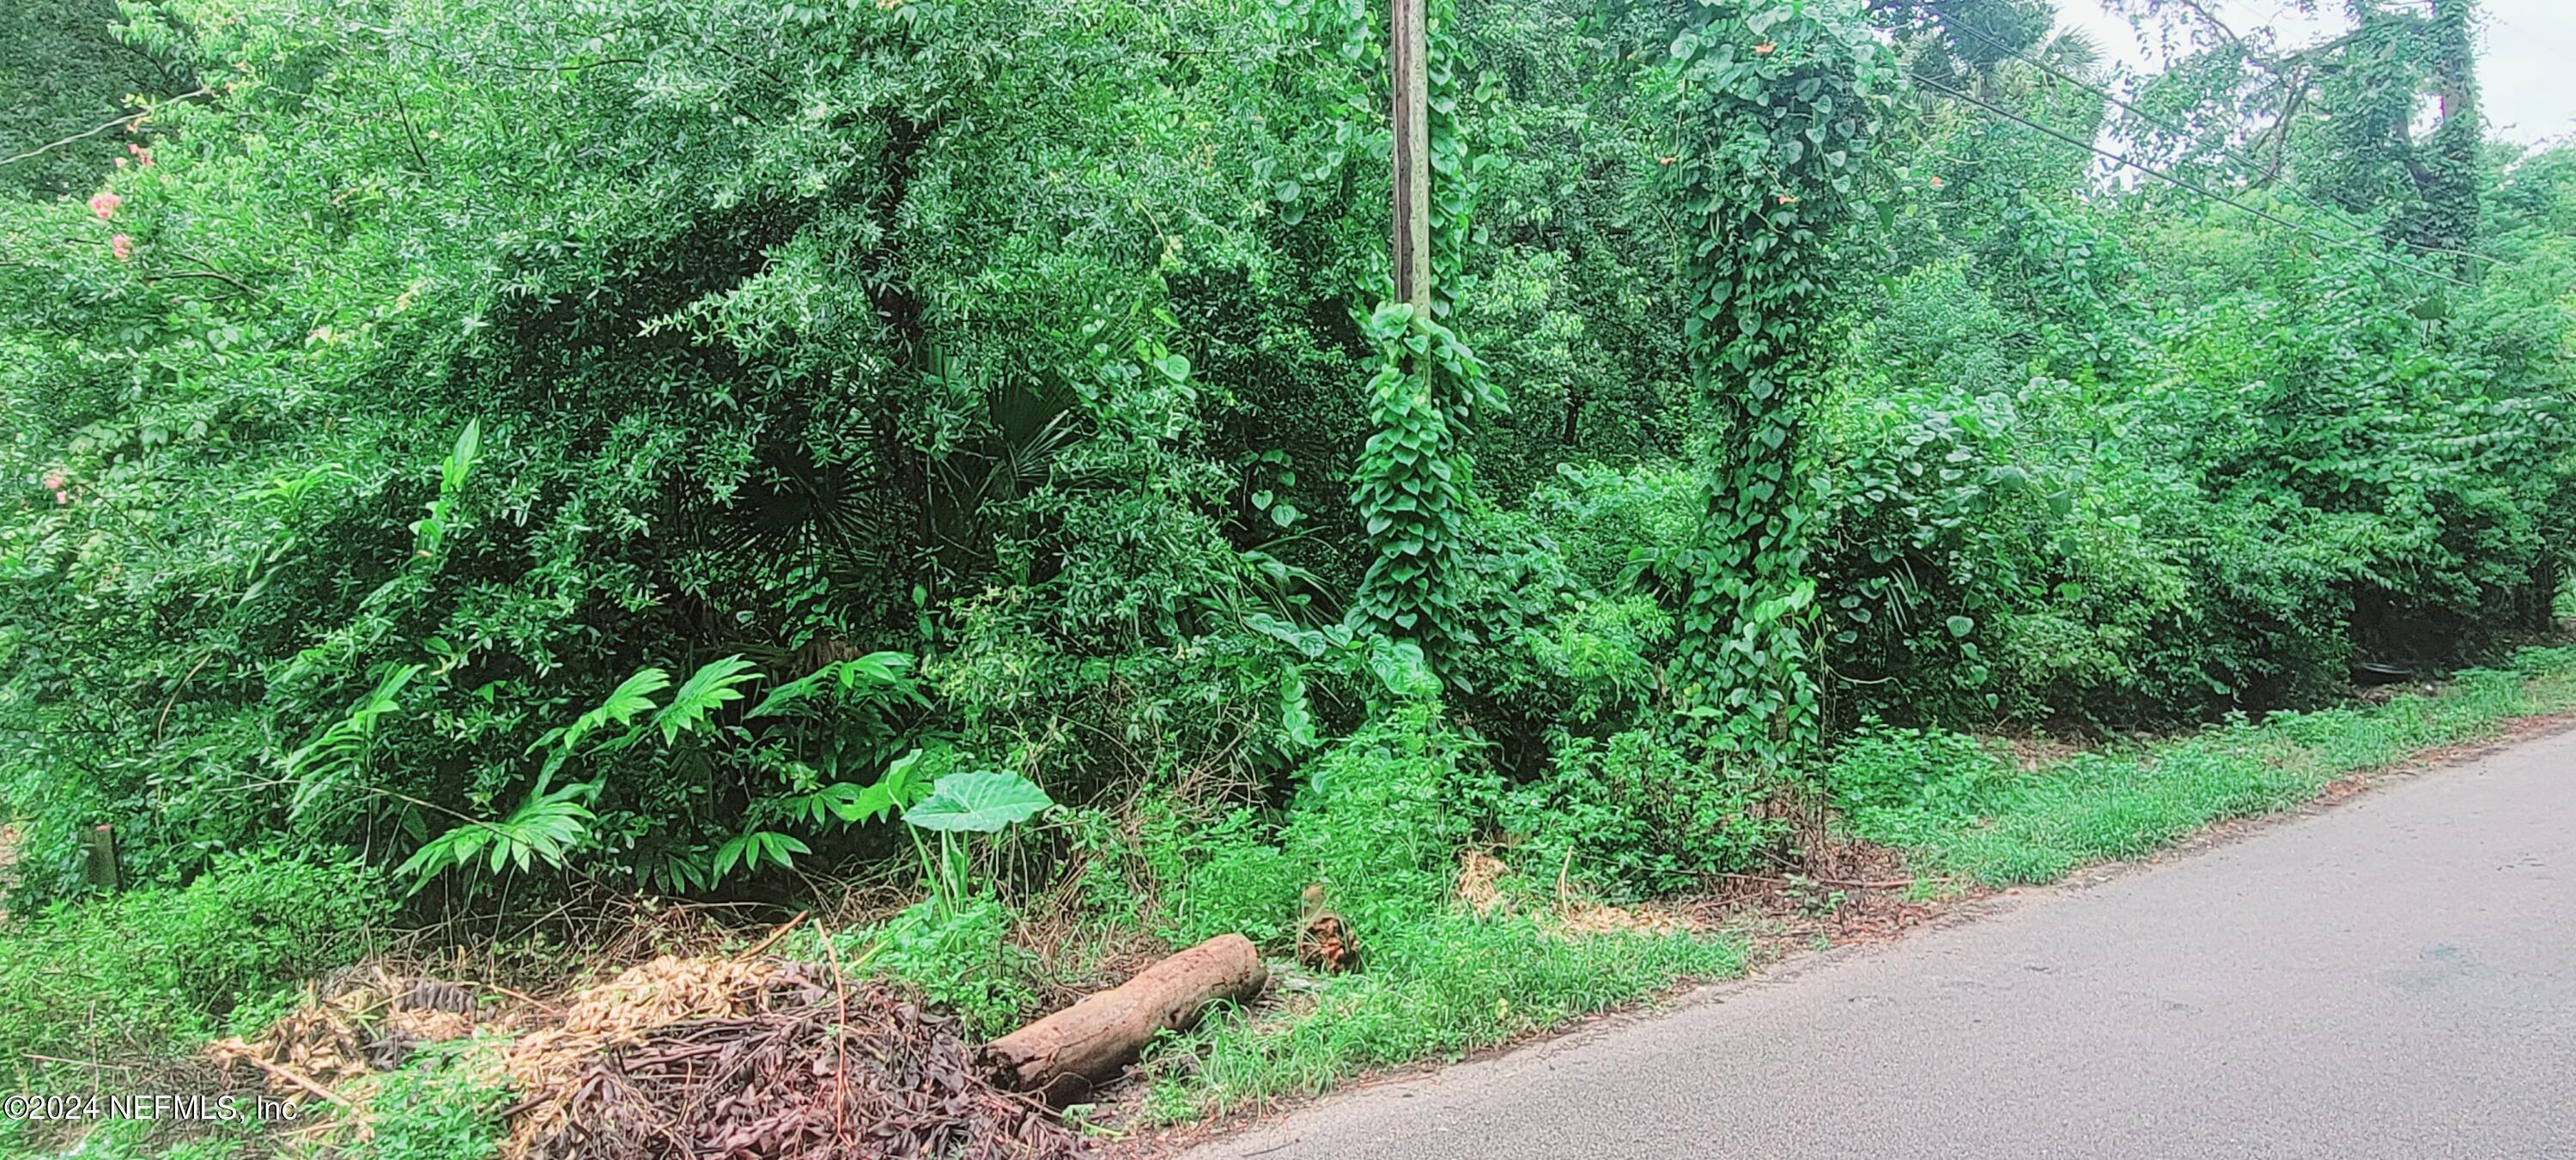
[1178,726,2576,1160]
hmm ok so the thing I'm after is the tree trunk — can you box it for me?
[2420,0,2481,274]
[979,933,1266,1103]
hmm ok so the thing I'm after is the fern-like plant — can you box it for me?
[394,774,597,889]
[283,663,425,824]
[398,653,765,895]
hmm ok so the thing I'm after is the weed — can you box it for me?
[1141,806,1303,949]
[860,896,1040,1042]
[1826,720,2005,816]
[0,850,386,1091]
[1501,729,1777,902]
[349,1042,512,1160]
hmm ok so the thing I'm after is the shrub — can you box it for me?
[1139,805,1304,950]
[1277,705,1488,932]
[0,849,387,1089]
[1824,721,2006,817]
[1499,729,1776,902]
[352,1044,512,1160]
[867,896,1039,1042]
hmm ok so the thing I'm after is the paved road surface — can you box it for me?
[1179,726,2576,1160]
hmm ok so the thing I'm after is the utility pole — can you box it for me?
[1390,0,1431,313]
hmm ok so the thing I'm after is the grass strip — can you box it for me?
[1859,645,2576,886]
[1152,645,2576,1123]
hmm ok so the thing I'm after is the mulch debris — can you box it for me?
[200,952,1091,1160]
[214,963,483,1094]
[513,958,1091,1160]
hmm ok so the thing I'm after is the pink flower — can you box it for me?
[41,471,66,492]
[88,191,122,220]
[111,234,132,261]
[127,143,154,167]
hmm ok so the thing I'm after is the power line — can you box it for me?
[1930,9,2501,270]
[1911,74,2476,289]
[1946,16,2292,177]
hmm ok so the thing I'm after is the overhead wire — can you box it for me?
[1928,8,2500,272]
[1907,74,2476,289]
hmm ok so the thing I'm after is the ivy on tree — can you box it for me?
[1657,0,1897,769]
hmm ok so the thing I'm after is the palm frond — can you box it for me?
[653,654,761,743]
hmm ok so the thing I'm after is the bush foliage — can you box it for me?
[0,0,2569,1132]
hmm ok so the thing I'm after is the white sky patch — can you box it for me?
[2052,0,2575,146]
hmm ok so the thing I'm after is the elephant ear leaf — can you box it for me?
[902,771,1054,834]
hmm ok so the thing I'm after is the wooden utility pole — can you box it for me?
[83,823,119,891]
[1389,0,1431,313]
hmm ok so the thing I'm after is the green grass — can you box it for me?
[1151,647,2576,1123]
[0,851,385,1086]
[1135,914,1743,1124]
[0,851,386,1160]
[1852,646,2576,886]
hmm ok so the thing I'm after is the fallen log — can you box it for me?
[981,933,1266,1103]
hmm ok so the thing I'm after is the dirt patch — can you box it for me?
[1668,839,1960,966]
[1996,732,2087,773]
[1450,847,1703,938]
[1552,900,1694,938]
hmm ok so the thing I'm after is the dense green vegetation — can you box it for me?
[2,0,2571,1151]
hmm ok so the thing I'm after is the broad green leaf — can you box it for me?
[903,770,1055,834]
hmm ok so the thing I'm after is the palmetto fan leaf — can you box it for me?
[701,439,900,580]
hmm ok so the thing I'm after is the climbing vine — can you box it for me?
[2296,0,2482,269]
[1351,303,1494,648]
[2413,0,2481,271]
[1658,0,1896,765]
[1425,0,1495,328]
[1352,0,1504,655]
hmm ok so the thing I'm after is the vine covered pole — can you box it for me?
[1390,0,1431,313]
[1351,0,1491,658]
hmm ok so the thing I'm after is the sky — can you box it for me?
[2050,0,2576,146]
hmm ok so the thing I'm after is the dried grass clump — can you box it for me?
[214,965,483,1093]
[1549,900,1695,939]
[1455,850,1512,917]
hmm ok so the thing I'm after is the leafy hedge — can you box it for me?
[0,0,2567,920]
